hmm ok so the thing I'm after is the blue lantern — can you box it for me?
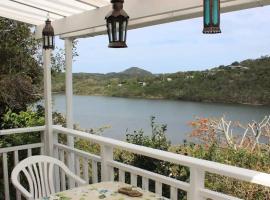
[203,0,221,34]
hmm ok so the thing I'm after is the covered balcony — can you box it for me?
[1,0,270,200]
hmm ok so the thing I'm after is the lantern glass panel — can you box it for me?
[204,0,210,25]
[112,21,116,41]
[49,36,53,46]
[44,36,49,48]
[53,37,55,48]
[49,37,51,47]
[212,0,219,25]
[119,22,123,41]
[125,20,128,40]
[107,22,113,42]
[122,21,126,41]
[116,21,120,41]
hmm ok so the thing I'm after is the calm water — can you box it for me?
[52,94,270,144]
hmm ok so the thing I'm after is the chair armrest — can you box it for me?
[66,172,88,186]
[11,174,33,200]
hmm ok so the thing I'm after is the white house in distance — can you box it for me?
[167,78,173,82]
[138,81,147,87]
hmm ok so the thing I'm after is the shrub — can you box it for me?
[119,117,270,199]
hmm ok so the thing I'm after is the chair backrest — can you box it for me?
[11,155,87,200]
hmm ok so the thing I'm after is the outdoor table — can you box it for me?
[46,182,168,200]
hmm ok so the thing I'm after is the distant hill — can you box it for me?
[74,67,153,78]
[52,56,270,105]
[119,67,153,77]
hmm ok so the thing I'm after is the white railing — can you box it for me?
[53,142,101,191]
[53,126,270,200]
[1,125,270,200]
[0,126,45,200]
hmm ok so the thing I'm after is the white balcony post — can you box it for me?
[188,167,205,200]
[101,145,113,182]
[65,38,74,130]
[43,49,53,156]
[53,132,61,192]
[65,38,75,188]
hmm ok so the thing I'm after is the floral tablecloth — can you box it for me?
[46,182,168,200]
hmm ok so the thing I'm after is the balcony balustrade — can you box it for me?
[1,126,270,200]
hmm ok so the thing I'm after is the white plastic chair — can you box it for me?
[11,155,87,200]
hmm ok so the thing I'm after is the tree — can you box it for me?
[0,17,78,125]
[0,18,42,124]
[0,18,79,199]
[51,40,78,73]
[231,61,240,66]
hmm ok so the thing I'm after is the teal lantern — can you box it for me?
[203,0,221,34]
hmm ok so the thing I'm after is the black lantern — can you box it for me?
[203,0,221,34]
[105,0,129,48]
[42,19,55,50]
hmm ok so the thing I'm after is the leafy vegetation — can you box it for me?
[0,107,65,200]
[117,116,171,175]
[116,117,270,200]
[0,18,42,123]
[53,56,270,105]
[0,17,77,124]
[0,17,77,199]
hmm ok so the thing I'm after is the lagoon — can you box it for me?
[53,94,270,144]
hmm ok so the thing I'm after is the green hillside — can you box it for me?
[120,67,153,77]
[52,56,270,105]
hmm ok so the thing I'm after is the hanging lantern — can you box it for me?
[42,19,55,50]
[105,0,129,48]
[203,0,221,34]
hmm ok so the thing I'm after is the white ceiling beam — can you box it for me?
[47,0,96,11]
[35,0,270,39]
[1,0,61,21]
[75,0,110,8]
[0,6,43,25]
[10,0,79,16]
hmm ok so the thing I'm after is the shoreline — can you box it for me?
[52,92,267,107]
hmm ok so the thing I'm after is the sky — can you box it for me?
[56,6,270,74]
